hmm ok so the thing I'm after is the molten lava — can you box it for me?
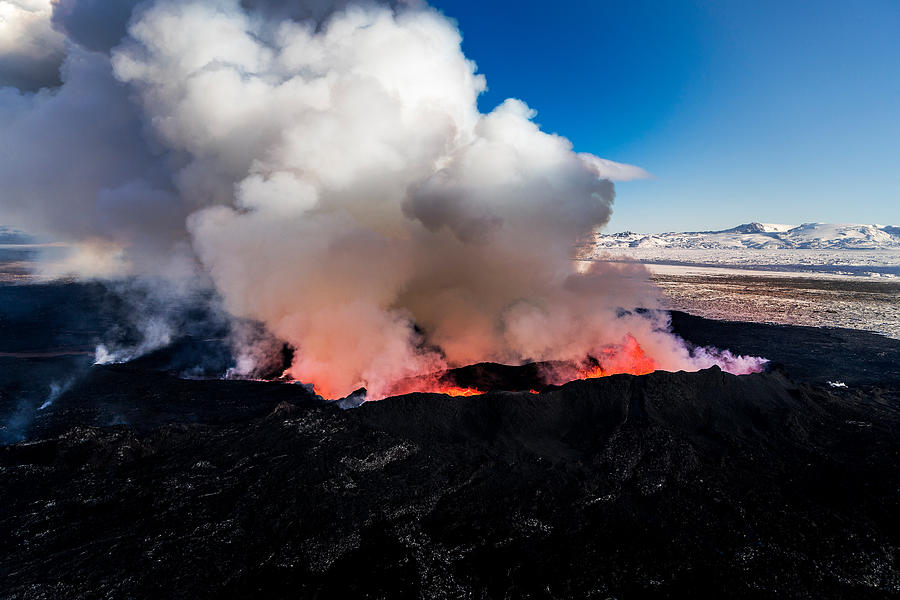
[385,377,487,398]
[435,386,485,397]
[577,334,658,379]
[298,334,659,400]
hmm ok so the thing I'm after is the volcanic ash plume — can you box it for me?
[0,0,766,398]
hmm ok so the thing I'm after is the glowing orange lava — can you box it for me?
[381,374,488,398]
[432,385,485,397]
[577,334,658,379]
[297,333,658,400]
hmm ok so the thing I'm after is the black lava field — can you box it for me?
[1,283,898,598]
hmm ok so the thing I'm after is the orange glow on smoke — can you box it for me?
[312,384,333,399]
[577,334,658,379]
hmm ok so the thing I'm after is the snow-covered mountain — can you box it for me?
[595,223,900,250]
[0,227,34,245]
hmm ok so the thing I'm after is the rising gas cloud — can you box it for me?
[0,0,765,398]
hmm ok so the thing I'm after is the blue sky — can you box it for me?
[431,0,900,233]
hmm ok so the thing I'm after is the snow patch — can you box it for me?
[595,223,900,251]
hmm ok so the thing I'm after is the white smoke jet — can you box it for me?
[38,381,70,410]
[92,317,172,365]
[0,0,765,398]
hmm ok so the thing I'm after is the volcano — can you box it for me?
[2,0,896,596]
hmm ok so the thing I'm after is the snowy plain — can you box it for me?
[594,222,900,251]
[586,223,900,339]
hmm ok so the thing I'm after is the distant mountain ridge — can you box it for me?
[596,223,900,250]
[0,227,34,245]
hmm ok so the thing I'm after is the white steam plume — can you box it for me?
[0,0,764,398]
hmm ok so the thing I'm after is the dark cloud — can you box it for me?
[0,1,66,91]
[0,48,64,91]
[51,0,146,53]
[241,0,420,26]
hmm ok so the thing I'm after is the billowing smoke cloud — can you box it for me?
[0,0,764,398]
[0,0,65,90]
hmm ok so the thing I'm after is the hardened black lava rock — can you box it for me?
[1,283,899,597]
[1,365,898,599]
